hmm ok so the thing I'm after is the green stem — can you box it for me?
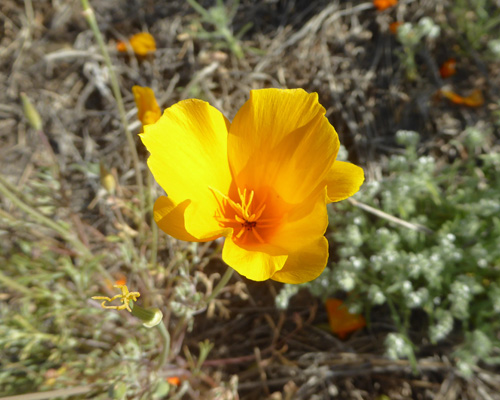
[0,271,32,296]
[0,175,90,257]
[147,172,158,268]
[80,0,145,233]
[386,297,418,374]
[186,0,211,19]
[205,268,234,304]
[156,321,171,370]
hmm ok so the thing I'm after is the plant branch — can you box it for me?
[80,0,145,232]
[205,268,234,304]
[348,197,434,234]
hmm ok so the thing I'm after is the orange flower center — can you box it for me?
[209,187,280,245]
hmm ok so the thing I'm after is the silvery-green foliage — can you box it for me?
[488,38,500,59]
[395,17,441,80]
[275,284,300,310]
[429,309,453,343]
[385,333,414,360]
[278,128,500,371]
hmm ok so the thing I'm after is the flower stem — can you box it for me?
[0,271,32,296]
[205,268,234,304]
[80,0,145,233]
[348,197,433,234]
[156,321,171,370]
[386,296,418,374]
[147,172,158,267]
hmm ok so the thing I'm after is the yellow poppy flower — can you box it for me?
[140,89,364,284]
[117,32,156,56]
[132,86,162,127]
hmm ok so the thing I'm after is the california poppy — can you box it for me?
[440,88,484,107]
[389,21,403,34]
[373,0,397,11]
[325,298,366,339]
[140,89,364,284]
[166,377,181,386]
[117,32,156,56]
[439,58,457,79]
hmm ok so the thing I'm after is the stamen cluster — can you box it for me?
[209,187,277,245]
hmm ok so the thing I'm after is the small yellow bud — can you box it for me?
[20,92,43,131]
[99,162,116,195]
[136,307,163,328]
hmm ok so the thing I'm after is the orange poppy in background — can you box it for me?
[166,377,181,386]
[374,0,397,11]
[141,89,364,284]
[389,21,403,34]
[440,88,484,107]
[325,298,366,339]
[117,32,156,56]
[104,274,127,290]
[132,86,162,128]
[114,277,127,286]
[439,58,457,79]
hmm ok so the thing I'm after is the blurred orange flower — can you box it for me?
[117,32,156,56]
[325,298,366,339]
[167,377,181,386]
[104,274,127,289]
[440,88,484,107]
[389,21,402,34]
[374,0,397,11]
[115,277,127,286]
[132,86,162,128]
[439,58,457,79]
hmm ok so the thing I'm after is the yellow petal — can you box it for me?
[271,236,329,283]
[268,189,329,253]
[154,196,227,242]
[325,161,364,203]
[129,32,156,56]
[222,237,288,281]
[141,99,232,239]
[132,86,162,127]
[228,89,340,205]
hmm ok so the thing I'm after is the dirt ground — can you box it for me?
[1,0,500,399]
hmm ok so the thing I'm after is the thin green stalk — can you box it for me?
[80,0,145,232]
[0,271,32,296]
[23,0,34,36]
[150,218,158,267]
[204,268,234,304]
[186,0,210,19]
[0,175,90,257]
[0,385,93,400]
[147,172,158,267]
[156,322,171,370]
[386,296,418,374]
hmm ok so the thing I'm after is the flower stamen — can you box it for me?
[92,284,140,312]
[208,186,274,244]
